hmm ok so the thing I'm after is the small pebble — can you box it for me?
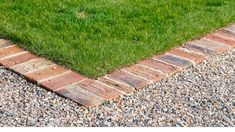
[0,49,235,126]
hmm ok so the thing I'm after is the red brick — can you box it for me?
[40,71,86,91]
[183,43,215,56]
[11,59,54,74]
[224,25,235,33]
[77,79,121,100]
[125,64,165,82]
[204,34,235,47]
[56,84,105,108]
[25,65,69,83]
[108,70,151,90]
[216,30,235,39]
[230,24,235,30]
[98,77,135,93]
[153,54,193,68]
[170,48,206,64]
[0,52,37,67]
[139,59,179,75]
[0,45,25,59]
[0,39,12,49]
[195,39,231,53]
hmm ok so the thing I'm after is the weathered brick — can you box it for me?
[183,43,215,56]
[139,59,179,75]
[204,34,235,47]
[0,52,37,67]
[40,71,86,91]
[77,79,121,100]
[153,54,193,68]
[125,64,165,82]
[0,39,12,49]
[224,25,235,33]
[25,65,69,83]
[170,48,206,64]
[1,24,235,108]
[107,70,150,90]
[56,84,105,108]
[195,39,231,53]
[230,25,235,31]
[0,45,25,59]
[11,59,54,74]
[98,77,135,93]
[217,30,235,39]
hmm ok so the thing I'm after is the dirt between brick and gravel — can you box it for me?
[0,49,235,127]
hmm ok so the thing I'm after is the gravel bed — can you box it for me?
[0,49,235,127]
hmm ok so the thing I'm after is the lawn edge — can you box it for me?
[0,23,235,108]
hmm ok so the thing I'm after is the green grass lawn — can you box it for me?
[0,0,235,78]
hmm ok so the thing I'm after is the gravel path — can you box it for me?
[1,50,235,127]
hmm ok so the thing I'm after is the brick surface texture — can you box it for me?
[1,24,235,107]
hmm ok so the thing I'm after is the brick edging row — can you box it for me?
[1,24,235,108]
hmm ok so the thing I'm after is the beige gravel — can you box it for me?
[0,49,235,127]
